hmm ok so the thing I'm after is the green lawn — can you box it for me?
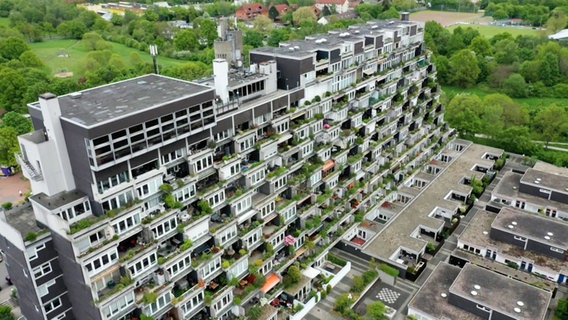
[446,24,543,38]
[442,85,568,113]
[29,39,186,78]
[0,17,9,27]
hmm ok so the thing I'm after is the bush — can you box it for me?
[142,291,158,304]
[378,263,399,277]
[179,239,192,251]
[352,275,365,293]
[362,269,378,284]
[327,253,347,267]
[24,232,37,242]
[0,305,14,320]
[2,202,12,210]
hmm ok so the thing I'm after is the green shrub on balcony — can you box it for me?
[24,232,38,242]
[142,291,158,304]
[179,239,193,251]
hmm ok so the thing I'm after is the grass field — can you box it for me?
[0,17,9,27]
[446,24,543,38]
[442,85,568,113]
[29,39,186,78]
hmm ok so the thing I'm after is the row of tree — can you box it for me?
[426,22,568,99]
[445,92,568,165]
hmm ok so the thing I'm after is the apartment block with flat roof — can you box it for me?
[1,16,446,320]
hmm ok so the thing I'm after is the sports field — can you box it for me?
[410,10,487,26]
[29,39,185,78]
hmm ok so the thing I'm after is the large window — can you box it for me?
[104,292,135,318]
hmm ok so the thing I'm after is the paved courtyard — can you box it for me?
[0,172,30,206]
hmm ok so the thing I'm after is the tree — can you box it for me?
[500,74,528,98]
[493,39,518,65]
[244,30,264,48]
[0,126,19,166]
[366,301,387,320]
[534,104,568,147]
[269,6,279,20]
[196,18,217,47]
[0,67,27,113]
[322,5,331,16]
[497,126,539,155]
[1,111,32,135]
[483,94,528,128]
[293,7,317,24]
[449,49,480,88]
[283,265,301,288]
[174,29,198,51]
[378,7,400,19]
[0,36,29,60]
[82,32,111,51]
[546,9,567,34]
[56,20,87,39]
[18,51,43,68]
[253,14,273,33]
[268,28,289,47]
[445,94,483,137]
[539,52,560,86]
[469,36,491,57]
[334,292,354,314]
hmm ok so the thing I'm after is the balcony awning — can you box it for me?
[260,273,280,293]
[322,160,335,171]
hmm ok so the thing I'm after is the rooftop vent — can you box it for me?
[440,293,447,298]
[473,284,481,290]
[545,235,551,240]
[512,221,517,226]
[508,225,514,229]
[517,301,525,307]
[339,32,350,37]
[483,231,488,235]
[535,180,540,184]
[548,232,554,236]
[514,307,522,313]
[513,186,518,190]
[471,290,478,296]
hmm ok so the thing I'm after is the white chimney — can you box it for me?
[213,59,229,103]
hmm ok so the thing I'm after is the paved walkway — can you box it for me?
[0,172,30,206]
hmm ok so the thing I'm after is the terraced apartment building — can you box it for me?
[0,16,448,320]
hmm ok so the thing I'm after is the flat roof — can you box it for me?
[31,74,213,128]
[493,207,568,250]
[364,141,502,259]
[533,161,568,178]
[459,209,568,272]
[450,263,551,320]
[30,189,87,211]
[521,168,568,193]
[409,262,481,320]
[3,203,44,236]
[493,171,568,213]
[251,19,421,58]
[451,250,556,292]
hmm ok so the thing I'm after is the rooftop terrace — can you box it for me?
[2,203,44,236]
[364,141,501,258]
